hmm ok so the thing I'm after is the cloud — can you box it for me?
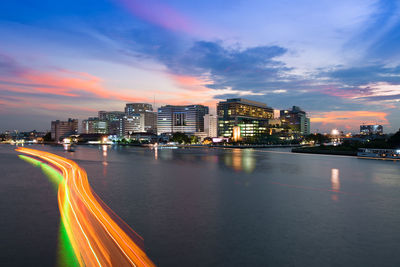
[0,55,148,103]
[311,110,389,131]
[116,0,194,34]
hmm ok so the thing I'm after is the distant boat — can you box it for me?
[358,148,400,160]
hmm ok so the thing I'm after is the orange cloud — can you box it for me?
[311,110,389,131]
[1,69,148,102]
[170,74,212,92]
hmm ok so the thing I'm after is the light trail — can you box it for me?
[17,147,155,267]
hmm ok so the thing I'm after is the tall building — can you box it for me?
[125,103,157,133]
[51,118,78,142]
[82,117,108,134]
[98,111,124,135]
[122,115,145,137]
[204,114,218,137]
[157,105,209,135]
[360,124,383,135]
[280,106,310,136]
[217,98,274,139]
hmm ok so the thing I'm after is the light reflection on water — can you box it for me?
[222,149,256,173]
[3,144,400,267]
[331,168,340,201]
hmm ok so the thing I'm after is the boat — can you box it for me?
[357,148,400,160]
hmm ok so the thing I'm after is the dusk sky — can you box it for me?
[1,0,400,132]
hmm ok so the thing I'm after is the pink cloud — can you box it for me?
[310,110,389,131]
[117,0,193,33]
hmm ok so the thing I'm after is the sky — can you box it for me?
[0,0,400,133]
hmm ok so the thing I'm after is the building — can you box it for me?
[98,111,125,135]
[360,124,383,135]
[280,106,310,136]
[204,114,218,138]
[217,98,274,139]
[51,118,78,142]
[125,103,157,133]
[157,105,209,135]
[122,114,145,137]
[82,117,108,134]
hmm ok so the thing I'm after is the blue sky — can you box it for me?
[0,0,399,132]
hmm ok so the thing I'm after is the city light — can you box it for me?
[331,129,339,136]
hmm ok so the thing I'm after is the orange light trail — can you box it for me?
[16,147,155,267]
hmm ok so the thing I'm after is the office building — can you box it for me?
[360,124,383,135]
[82,118,108,134]
[125,103,157,133]
[51,118,78,142]
[122,114,145,137]
[217,98,274,139]
[98,111,125,135]
[280,106,310,136]
[157,105,209,135]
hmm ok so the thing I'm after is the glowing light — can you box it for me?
[16,147,155,267]
[331,129,339,135]
[63,138,71,144]
[232,126,241,142]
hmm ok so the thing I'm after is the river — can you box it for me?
[1,144,400,266]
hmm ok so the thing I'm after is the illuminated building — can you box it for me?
[280,106,310,136]
[51,118,78,142]
[98,111,124,135]
[82,117,108,134]
[125,103,157,134]
[122,114,145,137]
[204,114,218,137]
[217,98,274,139]
[157,105,209,135]
[360,124,383,135]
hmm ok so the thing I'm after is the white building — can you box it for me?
[122,114,145,137]
[204,114,218,137]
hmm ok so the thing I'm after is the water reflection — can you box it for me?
[331,168,340,201]
[102,145,108,176]
[223,149,256,173]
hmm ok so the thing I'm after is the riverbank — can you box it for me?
[292,146,357,156]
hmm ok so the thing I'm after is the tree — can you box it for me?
[171,132,190,144]
[43,132,52,142]
[190,135,199,144]
[388,130,400,148]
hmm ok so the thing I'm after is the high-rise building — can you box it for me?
[157,105,209,135]
[51,118,78,142]
[217,98,274,139]
[280,106,310,136]
[82,117,108,134]
[125,103,157,133]
[122,114,145,137]
[98,111,125,135]
[360,124,383,135]
[204,114,218,137]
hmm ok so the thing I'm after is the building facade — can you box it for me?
[157,105,209,135]
[98,111,125,135]
[125,103,157,133]
[217,98,274,139]
[122,114,145,137]
[280,106,310,136]
[204,114,218,138]
[82,118,108,134]
[51,118,78,142]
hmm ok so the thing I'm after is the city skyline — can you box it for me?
[1,1,400,132]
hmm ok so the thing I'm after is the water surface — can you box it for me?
[1,144,400,266]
